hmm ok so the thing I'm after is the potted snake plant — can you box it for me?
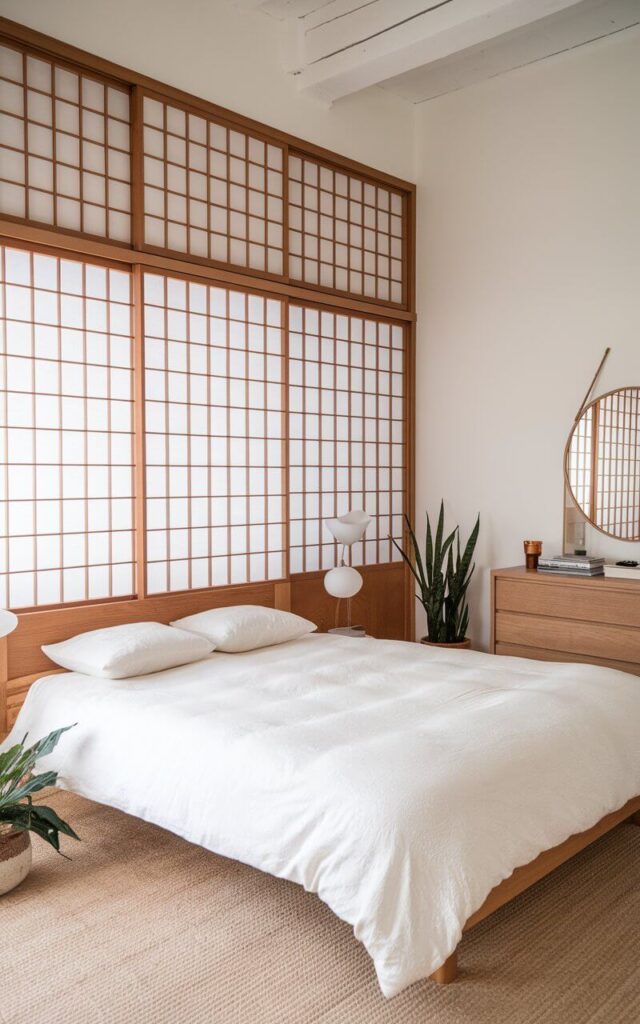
[0,725,79,895]
[392,501,480,648]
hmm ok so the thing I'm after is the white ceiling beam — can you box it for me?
[290,0,599,102]
[232,0,336,18]
[380,0,640,102]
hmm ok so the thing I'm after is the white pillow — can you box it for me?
[42,621,214,679]
[171,604,316,653]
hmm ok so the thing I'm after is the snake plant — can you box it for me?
[392,501,480,643]
[0,725,79,854]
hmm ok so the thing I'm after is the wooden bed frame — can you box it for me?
[430,794,640,983]
[1,585,638,986]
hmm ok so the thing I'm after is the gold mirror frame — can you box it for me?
[564,385,640,544]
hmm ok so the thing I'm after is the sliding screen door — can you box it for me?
[142,271,285,593]
[0,244,134,607]
[288,304,405,574]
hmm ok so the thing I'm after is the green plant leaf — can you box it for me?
[433,500,445,573]
[0,724,76,797]
[425,513,433,589]
[457,514,480,586]
[29,724,77,762]
[390,535,427,602]
[0,770,59,806]
[403,514,428,593]
[0,741,27,779]
[30,804,80,841]
[16,814,61,852]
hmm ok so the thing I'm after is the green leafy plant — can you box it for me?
[0,725,79,854]
[392,501,480,643]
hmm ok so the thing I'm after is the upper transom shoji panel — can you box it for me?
[288,153,405,305]
[142,95,285,276]
[0,41,131,243]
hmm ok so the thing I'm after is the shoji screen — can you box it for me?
[0,40,131,242]
[0,26,414,622]
[142,95,284,275]
[143,272,285,593]
[288,153,404,304]
[288,304,404,574]
[0,245,134,608]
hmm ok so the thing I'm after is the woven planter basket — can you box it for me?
[420,637,471,650]
[0,829,32,896]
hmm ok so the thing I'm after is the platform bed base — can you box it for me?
[428,795,640,984]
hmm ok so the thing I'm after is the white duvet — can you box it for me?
[5,634,640,997]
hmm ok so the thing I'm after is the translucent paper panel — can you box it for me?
[142,97,285,275]
[288,305,404,573]
[143,273,285,593]
[0,42,131,242]
[595,390,640,539]
[288,155,404,304]
[0,246,135,608]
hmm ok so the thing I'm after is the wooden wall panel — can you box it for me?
[291,562,406,640]
[7,580,283,680]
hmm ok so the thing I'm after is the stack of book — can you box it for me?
[537,555,605,577]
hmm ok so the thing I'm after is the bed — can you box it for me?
[3,626,640,998]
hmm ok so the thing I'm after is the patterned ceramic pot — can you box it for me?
[0,829,32,895]
[420,637,471,650]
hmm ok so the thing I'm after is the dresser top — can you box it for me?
[493,565,640,592]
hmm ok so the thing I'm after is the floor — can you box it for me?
[2,790,639,1024]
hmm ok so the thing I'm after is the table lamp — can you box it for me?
[324,510,370,637]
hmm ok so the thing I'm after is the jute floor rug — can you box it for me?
[2,791,639,1024]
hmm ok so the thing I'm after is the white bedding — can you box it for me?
[5,634,640,997]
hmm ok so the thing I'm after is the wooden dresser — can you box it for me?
[491,566,640,676]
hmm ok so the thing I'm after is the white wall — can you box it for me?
[0,0,414,181]
[414,27,640,648]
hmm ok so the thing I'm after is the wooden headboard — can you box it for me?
[0,581,289,739]
[0,561,410,741]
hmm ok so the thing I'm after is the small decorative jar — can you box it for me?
[523,540,543,571]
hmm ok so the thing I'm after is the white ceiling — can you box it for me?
[236,0,640,103]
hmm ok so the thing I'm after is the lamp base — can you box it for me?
[328,625,367,638]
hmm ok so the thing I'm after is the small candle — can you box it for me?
[523,540,543,571]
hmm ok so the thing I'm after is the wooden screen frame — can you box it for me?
[0,16,417,736]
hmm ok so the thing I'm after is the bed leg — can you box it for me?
[430,950,458,984]
[629,812,640,827]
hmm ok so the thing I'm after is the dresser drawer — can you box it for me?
[495,610,640,663]
[495,578,640,628]
[495,641,640,676]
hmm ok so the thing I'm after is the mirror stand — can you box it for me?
[563,483,587,555]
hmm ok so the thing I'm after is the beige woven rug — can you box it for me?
[2,791,639,1024]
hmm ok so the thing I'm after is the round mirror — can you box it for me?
[565,387,640,541]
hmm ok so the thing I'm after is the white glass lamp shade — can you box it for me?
[0,609,18,638]
[325,510,371,546]
[324,565,363,600]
